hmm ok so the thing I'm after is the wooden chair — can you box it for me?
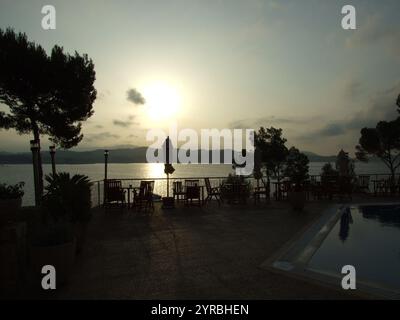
[374,179,390,197]
[173,181,186,202]
[253,178,270,203]
[133,180,155,212]
[321,176,338,200]
[184,179,202,206]
[356,175,370,194]
[104,179,125,210]
[204,178,221,205]
[278,180,291,200]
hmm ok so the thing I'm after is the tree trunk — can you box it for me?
[33,128,44,200]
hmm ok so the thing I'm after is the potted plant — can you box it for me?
[283,147,310,211]
[29,215,75,286]
[162,163,175,209]
[162,136,175,209]
[44,173,92,254]
[29,173,92,285]
[0,182,24,226]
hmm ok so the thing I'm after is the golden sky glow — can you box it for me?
[1,0,400,155]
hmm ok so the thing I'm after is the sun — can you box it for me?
[142,82,182,122]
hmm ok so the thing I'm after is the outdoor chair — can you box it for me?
[225,182,249,204]
[173,181,186,202]
[104,179,126,210]
[374,178,391,196]
[204,178,221,205]
[253,178,270,203]
[356,175,370,194]
[133,180,155,212]
[321,176,338,200]
[184,179,202,206]
[278,180,291,200]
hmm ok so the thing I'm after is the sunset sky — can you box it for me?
[1,0,400,155]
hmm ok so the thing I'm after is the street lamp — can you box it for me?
[49,145,56,176]
[30,140,41,206]
[104,150,109,181]
[103,150,109,206]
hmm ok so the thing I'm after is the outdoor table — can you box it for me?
[122,185,140,208]
[272,181,286,201]
[372,179,396,196]
[223,183,249,204]
[272,181,293,201]
[371,180,380,196]
[185,185,205,205]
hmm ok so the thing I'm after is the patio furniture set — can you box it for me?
[103,177,271,210]
[103,174,400,211]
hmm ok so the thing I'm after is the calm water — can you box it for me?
[0,162,390,206]
[308,205,400,292]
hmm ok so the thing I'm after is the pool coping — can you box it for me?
[260,202,400,300]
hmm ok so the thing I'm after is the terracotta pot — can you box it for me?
[74,222,88,255]
[0,198,22,226]
[29,238,76,286]
[288,191,306,211]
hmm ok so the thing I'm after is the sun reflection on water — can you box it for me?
[145,163,165,178]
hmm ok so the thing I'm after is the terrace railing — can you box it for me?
[89,173,400,208]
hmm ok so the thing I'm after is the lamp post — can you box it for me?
[49,145,56,176]
[104,150,109,181]
[30,140,41,206]
[103,150,109,206]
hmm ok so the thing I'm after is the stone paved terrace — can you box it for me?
[47,197,394,299]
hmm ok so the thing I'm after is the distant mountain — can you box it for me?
[302,151,337,163]
[0,147,348,164]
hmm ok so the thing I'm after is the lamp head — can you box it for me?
[30,140,39,150]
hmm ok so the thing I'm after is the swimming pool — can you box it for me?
[267,203,400,299]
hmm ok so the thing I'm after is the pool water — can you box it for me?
[308,205,400,292]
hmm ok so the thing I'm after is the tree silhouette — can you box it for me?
[356,118,400,181]
[336,149,355,178]
[321,163,338,178]
[0,29,96,196]
[283,147,309,188]
[254,127,288,182]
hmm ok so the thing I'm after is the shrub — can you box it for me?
[0,182,24,200]
[283,147,309,189]
[43,172,92,223]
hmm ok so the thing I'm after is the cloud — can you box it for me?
[84,132,120,142]
[318,124,346,137]
[113,120,131,128]
[112,115,139,128]
[343,79,362,99]
[300,82,400,141]
[345,14,400,58]
[228,115,313,129]
[97,89,111,101]
[127,88,145,105]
